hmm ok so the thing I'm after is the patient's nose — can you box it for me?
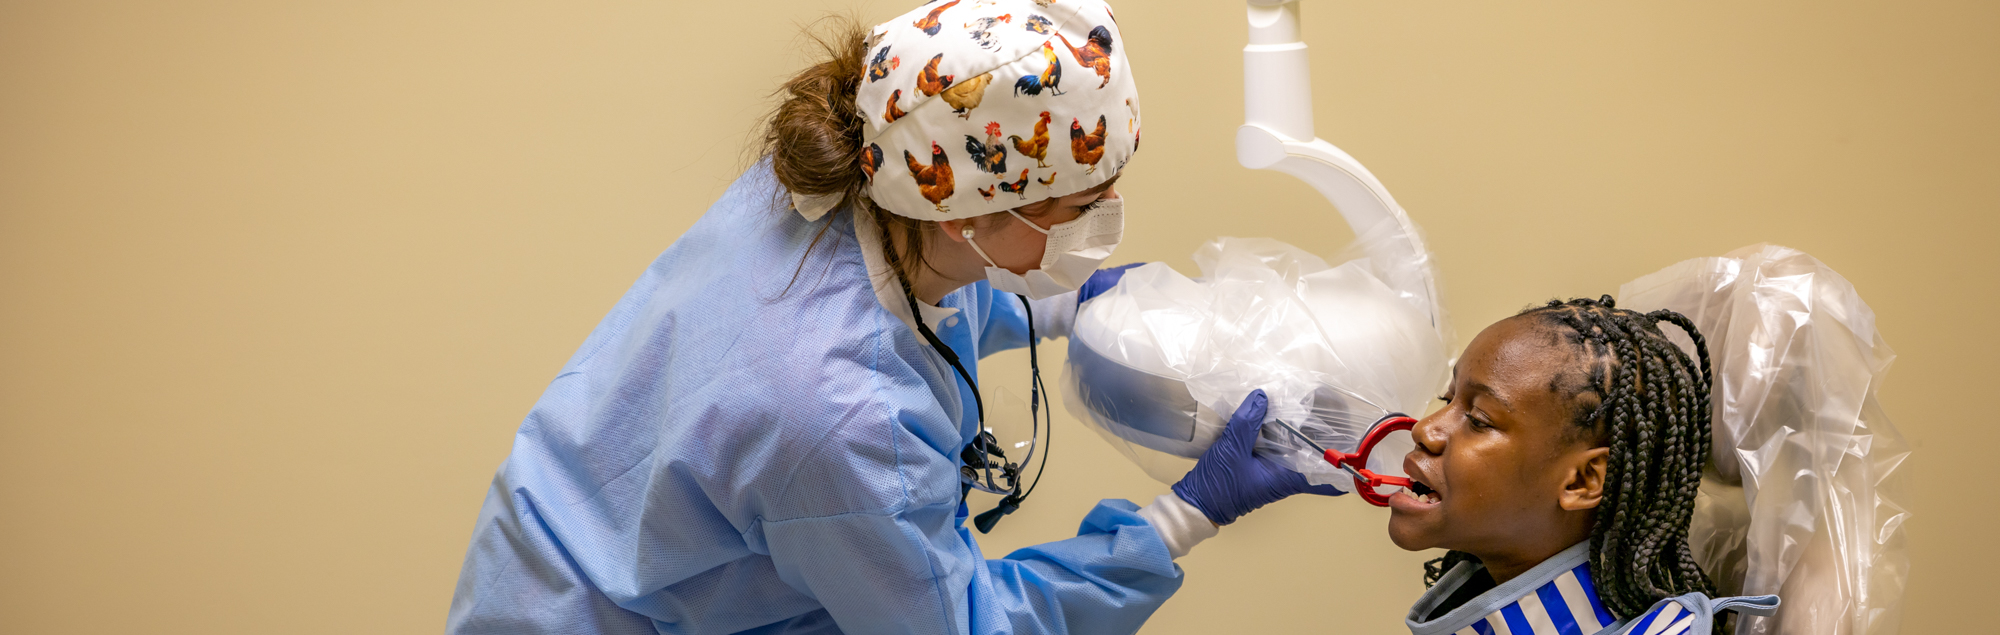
[1411,410,1448,455]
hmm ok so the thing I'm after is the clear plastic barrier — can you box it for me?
[1064,235,1448,489]
[1619,244,1910,635]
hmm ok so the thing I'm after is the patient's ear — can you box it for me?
[1559,447,1609,511]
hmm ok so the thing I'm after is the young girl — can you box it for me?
[1390,297,1779,635]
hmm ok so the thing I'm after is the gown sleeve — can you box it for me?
[447,469,664,635]
[754,350,1183,635]
[758,462,1184,635]
[976,286,1078,357]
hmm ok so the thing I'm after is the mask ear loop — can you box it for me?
[962,227,1001,269]
[1004,209,1053,235]
[965,212,1063,271]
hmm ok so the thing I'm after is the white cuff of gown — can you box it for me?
[1136,493,1218,559]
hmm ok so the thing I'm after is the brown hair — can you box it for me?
[760,16,935,288]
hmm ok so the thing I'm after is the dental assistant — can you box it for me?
[446,2,1337,633]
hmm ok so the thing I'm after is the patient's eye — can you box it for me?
[1467,414,1492,431]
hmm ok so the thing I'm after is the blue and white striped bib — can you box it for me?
[1406,542,1780,635]
[1450,560,1616,635]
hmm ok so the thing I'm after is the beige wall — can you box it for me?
[2,1,1992,632]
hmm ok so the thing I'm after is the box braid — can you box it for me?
[1422,296,1720,629]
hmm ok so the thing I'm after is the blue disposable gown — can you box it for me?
[446,164,1184,635]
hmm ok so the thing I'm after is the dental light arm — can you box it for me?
[1237,1,1448,340]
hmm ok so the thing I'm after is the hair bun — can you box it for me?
[764,17,871,203]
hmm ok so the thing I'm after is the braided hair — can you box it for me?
[1423,296,1719,627]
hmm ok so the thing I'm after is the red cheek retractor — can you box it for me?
[1272,415,1417,507]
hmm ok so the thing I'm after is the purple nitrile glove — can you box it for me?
[1077,262,1145,306]
[1171,389,1345,526]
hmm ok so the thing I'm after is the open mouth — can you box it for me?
[1402,479,1441,505]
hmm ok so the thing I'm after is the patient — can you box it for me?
[1391,296,1774,635]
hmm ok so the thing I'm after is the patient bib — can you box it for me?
[1406,542,1780,635]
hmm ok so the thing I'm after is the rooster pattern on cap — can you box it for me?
[913,1,961,36]
[856,0,1139,223]
[965,15,1013,50]
[1023,14,1053,34]
[867,46,900,82]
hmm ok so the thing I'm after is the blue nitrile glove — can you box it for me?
[1077,262,1145,306]
[1171,389,1345,526]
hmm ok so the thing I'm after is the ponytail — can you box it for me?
[760,16,935,289]
[763,17,870,203]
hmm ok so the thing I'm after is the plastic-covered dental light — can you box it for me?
[1060,2,1450,492]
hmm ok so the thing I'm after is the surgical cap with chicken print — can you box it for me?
[798,0,1140,223]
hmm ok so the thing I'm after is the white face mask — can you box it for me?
[962,198,1126,300]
